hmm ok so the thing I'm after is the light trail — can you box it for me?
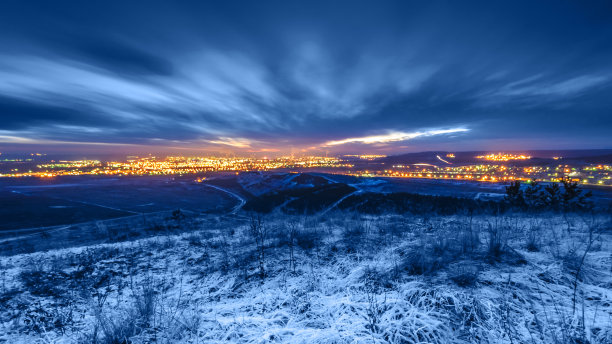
[436,155,452,164]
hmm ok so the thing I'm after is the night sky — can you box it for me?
[1,0,611,155]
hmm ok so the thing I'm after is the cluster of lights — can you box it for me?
[0,156,352,178]
[0,152,609,186]
[377,163,611,186]
[37,160,102,169]
[476,153,531,161]
[382,164,517,183]
[343,154,387,160]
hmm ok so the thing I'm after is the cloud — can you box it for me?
[207,137,253,148]
[0,133,37,144]
[478,74,610,107]
[283,43,438,120]
[72,38,175,76]
[0,47,440,145]
[0,130,136,146]
[323,128,470,146]
[0,96,106,130]
[0,0,611,152]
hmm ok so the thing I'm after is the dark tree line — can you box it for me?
[505,178,593,211]
[338,192,507,215]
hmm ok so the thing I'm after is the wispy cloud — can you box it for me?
[207,137,253,148]
[0,48,438,144]
[0,131,136,146]
[0,1,611,152]
[500,75,607,97]
[285,43,437,120]
[323,128,469,146]
[0,134,37,144]
[478,74,609,108]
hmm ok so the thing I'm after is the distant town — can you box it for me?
[0,152,610,186]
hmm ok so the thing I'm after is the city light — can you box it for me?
[0,156,352,178]
[475,153,531,161]
[0,153,610,186]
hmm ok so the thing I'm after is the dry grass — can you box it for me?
[0,212,610,343]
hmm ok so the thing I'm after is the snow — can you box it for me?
[0,212,611,343]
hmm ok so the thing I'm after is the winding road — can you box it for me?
[319,188,362,216]
[202,183,246,214]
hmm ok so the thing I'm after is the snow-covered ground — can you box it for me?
[0,212,610,343]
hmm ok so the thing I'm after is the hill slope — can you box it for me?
[1,212,610,343]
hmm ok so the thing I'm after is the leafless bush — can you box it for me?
[184,232,207,248]
[402,226,466,276]
[295,227,320,251]
[22,301,75,335]
[376,217,405,245]
[132,280,157,329]
[19,258,67,298]
[97,221,123,242]
[362,266,388,336]
[249,214,267,279]
[89,276,158,344]
[526,224,542,252]
[341,218,368,253]
[287,220,298,273]
[570,216,604,315]
[448,263,480,287]
[459,218,480,254]
[486,219,507,260]
[402,240,449,275]
[499,276,521,343]
[93,309,139,344]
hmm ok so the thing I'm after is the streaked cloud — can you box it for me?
[478,74,610,108]
[323,128,470,146]
[207,137,253,148]
[0,1,611,153]
[501,75,608,97]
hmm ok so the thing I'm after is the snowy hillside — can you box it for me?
[1,212,611,343]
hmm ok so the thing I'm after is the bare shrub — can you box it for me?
[363,267,388,335]
[448,263,480,287]
[132,280,157,329]
[526,225,541,252]
[249,214,268,279]
[402,228,464,276]
[184,232,207,247]
[91,277,158,344]
[295,227,319,251]
[376,216,405,245]
[287,220,298,273]
[459,219,480,254]
[402,241,449,276]
[341,218,367,253]
[19,259,67,298]
[485,219,507,261]
[94,310,139,344]
[102,222,123,242]
[22,301,74,335]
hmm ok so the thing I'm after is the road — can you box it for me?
[201,183,246,214]
[0,183,247,245]
[0,213,142,244]
[318,179,365,216]
[9,189,139,214]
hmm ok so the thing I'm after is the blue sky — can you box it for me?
[1,0,611,155]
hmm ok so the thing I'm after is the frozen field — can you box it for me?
[0,212,611,343]
[0,176,237,232]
